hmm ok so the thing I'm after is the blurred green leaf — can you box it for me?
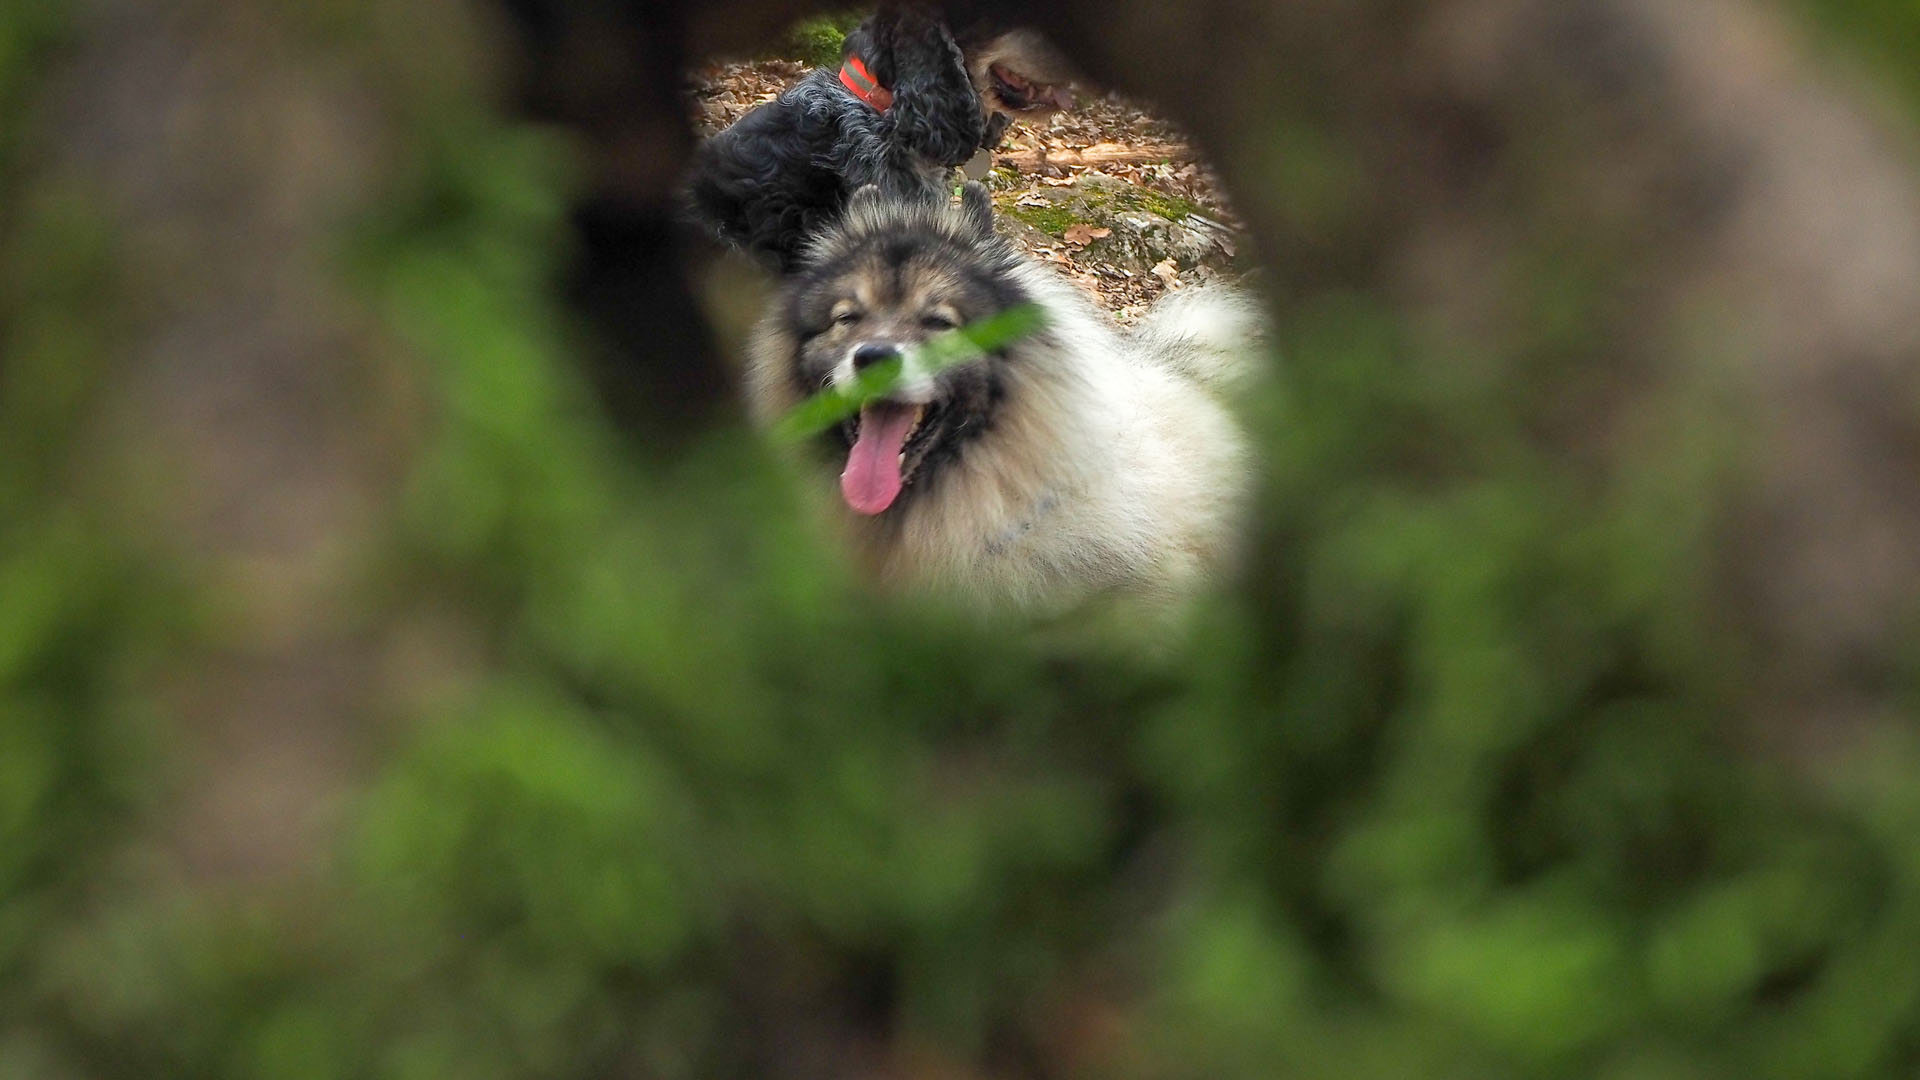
[771,304,1046,441]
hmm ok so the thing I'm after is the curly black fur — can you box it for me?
[685,6,990,272]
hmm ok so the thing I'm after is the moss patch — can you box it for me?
[999,199,1078,237]
[982,165,1023,192]
[1083,181,1200,222]
[994,177,1204,239]
[1131,188,1201,222]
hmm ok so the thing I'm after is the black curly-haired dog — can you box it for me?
[686,6,1072,271]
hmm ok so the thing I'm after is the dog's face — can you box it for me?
[961,27,1076,120]
[778,184,1027,517]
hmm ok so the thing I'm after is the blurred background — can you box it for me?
[5,0,1920,1076]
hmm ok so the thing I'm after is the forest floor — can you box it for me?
[687,59,1246,320]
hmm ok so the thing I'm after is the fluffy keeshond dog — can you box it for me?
[747,182,1259,619]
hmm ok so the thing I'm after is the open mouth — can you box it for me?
[839,400,938,515]
[989,63,1072,114]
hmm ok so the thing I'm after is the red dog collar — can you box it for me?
[838,55,894,112]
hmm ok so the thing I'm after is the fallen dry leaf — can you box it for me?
[1151,257,1181,287]
[1062,224,1112,247]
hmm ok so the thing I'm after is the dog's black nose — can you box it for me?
[852,343,901,372]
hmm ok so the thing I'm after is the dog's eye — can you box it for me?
[920,313,958,331]
[833,309,862,326]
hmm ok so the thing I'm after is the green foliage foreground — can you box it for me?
[5,3,1920,1079]
[784,11,866,69]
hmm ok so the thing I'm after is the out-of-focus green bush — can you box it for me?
[1798,0,1920,107]
[784,11,865,68]
[4,1,1920,1078]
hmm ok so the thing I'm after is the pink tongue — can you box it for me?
[840,402,919,515]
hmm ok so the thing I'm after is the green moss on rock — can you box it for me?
[1077,180,1200,222]
[1003,201,1078,237]
[1133,188,1201,222]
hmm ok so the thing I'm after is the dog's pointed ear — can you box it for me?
[960,182,994,239]
[847,184,885,217]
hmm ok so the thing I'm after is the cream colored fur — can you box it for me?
[748,257,1260,621]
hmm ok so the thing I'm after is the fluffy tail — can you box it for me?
[1128,284,1268,389]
